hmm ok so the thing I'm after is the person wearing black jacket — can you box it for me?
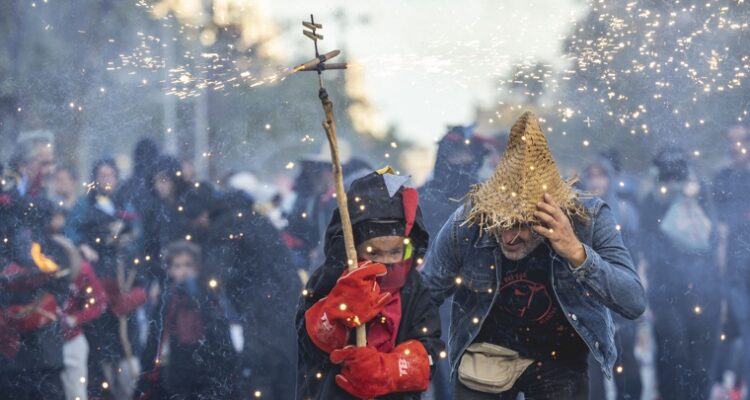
[297,169,444,400]
[136,240,235,399]
[115,138,161,282]
[1,132,71,400]
[419,125,489,238]
[418,125,490,400]
[65,158,146,399]
[187,187,301,399]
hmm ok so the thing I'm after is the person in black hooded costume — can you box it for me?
[418,125,490,400]
[419,125,490,238]
[170,185,301,399]
[297,169,444,400]
[115,138,160,221]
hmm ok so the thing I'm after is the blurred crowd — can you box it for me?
[0,123,749,400]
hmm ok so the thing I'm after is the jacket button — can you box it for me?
[570,314,578,321]
[595,341,600,349]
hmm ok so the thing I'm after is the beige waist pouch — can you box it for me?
[457,342,535,394]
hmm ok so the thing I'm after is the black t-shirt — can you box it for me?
[474,244,588,364]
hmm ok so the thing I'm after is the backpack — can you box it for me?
[659,194,712,252]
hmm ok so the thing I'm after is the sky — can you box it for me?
[264,0,588,145]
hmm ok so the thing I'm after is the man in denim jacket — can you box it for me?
[420,112,647,399]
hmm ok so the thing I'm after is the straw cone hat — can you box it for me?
[466,111,585,231]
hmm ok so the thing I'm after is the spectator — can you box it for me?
[712,125,750,398]
[1,132,71,400]
[137,240,235,399]
[640,146,720,400]
[66,158,145,400]
[52,165,79,212]
[59,241,107,400]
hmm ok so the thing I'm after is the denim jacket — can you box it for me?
[420,197,647,379]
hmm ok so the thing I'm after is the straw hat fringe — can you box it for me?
[465,111,588,233]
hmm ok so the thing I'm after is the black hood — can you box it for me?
[132,138,160,178]
[653,146,689,182]
[322,171,429,266]
[433,125,488,180]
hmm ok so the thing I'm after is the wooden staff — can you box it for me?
[297,14,365,347]
[319,88,366,347]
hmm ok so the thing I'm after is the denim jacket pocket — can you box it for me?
[461,270,496,294]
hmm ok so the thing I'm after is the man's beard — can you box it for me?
[495,232,543,261]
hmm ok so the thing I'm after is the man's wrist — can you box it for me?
[567,242,587,269]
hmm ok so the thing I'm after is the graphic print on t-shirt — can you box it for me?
[474,245,589,363]
[498,272,556,323]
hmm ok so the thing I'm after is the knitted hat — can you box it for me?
[466,111,585,231]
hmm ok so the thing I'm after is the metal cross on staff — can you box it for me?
[294,14,366,348]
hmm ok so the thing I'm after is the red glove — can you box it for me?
[305,262,391,353]
[330,340,431,399]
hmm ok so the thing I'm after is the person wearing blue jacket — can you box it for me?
[421,112,646,400]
